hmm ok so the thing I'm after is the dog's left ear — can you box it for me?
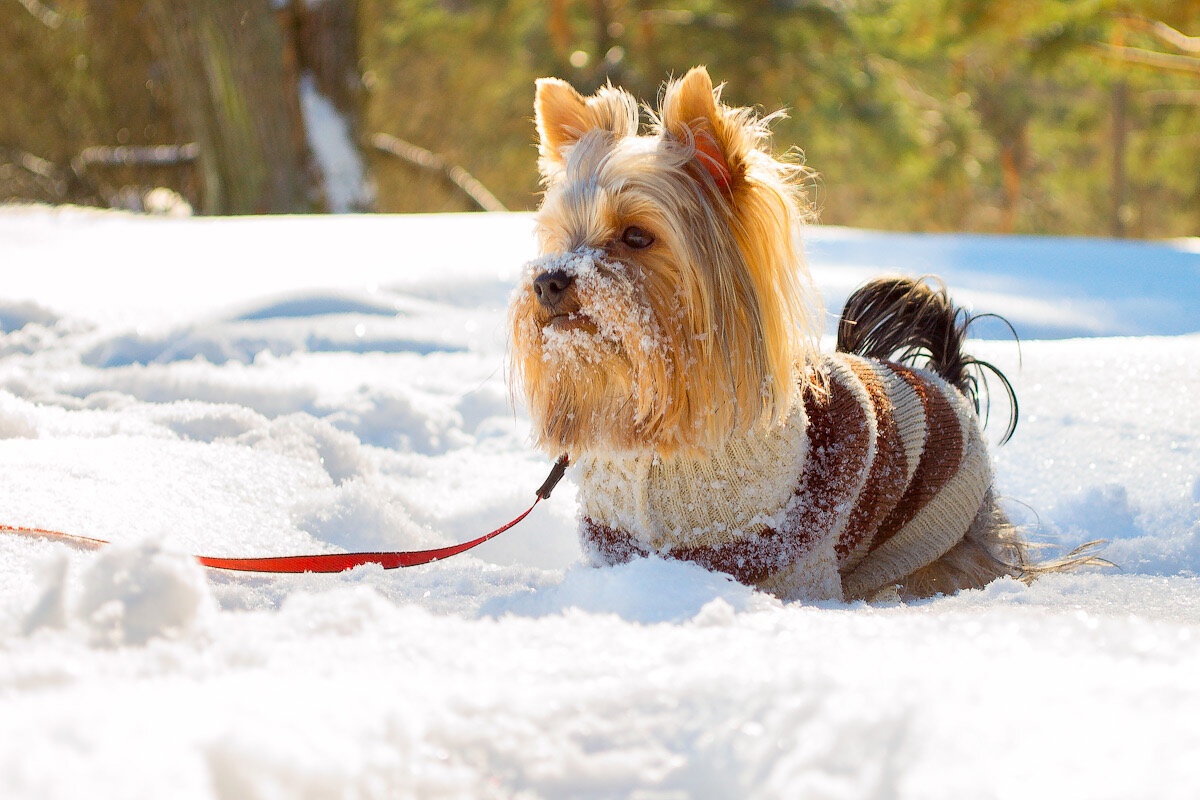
[660,66,738,192]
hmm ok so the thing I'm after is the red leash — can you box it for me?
[3,456,569,574]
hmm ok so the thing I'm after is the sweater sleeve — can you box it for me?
[840,361,992,600]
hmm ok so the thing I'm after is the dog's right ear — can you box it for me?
[535,79,589,166]
[535,78,637,172]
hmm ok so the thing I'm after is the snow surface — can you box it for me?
[1,205,1199,799]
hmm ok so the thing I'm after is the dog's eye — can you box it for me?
[621,226,655,249]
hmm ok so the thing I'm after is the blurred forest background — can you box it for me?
[2,0,1199,237]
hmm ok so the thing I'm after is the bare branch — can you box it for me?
[75,143,201,169]
[1119,15,1200,53]
[1092,42,1200,76]
[370,132,507,213]
[0,146,60,179]
[16,0,63,29]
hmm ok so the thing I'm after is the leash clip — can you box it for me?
[536,454,570,499]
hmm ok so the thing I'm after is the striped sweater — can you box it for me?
[577,352,993,602]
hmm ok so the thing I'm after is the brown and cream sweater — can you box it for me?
[577,352,993,602]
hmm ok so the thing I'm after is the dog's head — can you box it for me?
[509,66,821,457]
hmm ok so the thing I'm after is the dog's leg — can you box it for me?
[895,491,1025,599]
[756,537,844,603]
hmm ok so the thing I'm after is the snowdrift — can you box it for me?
[2,207,1198,799]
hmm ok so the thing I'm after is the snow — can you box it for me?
[299,73,372,214]
[1,205,1199,798]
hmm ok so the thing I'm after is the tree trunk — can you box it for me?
[143,0,310,214]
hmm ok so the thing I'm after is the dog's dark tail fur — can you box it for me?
[836,275,1019,444]
[835,276,1110,594]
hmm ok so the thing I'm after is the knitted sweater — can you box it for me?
[577,352,993,601]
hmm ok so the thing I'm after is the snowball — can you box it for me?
[75,540,216,647]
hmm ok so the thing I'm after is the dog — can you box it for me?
[509,66,1077,602]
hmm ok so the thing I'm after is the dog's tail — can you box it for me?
[835,275,1019,444]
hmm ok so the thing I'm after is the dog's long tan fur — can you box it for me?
[512,67,821,455]
[509,67,1105,601]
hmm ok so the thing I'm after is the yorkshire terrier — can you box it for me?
[509,66,1085,602]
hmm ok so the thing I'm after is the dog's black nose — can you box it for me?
[533,269,573,309]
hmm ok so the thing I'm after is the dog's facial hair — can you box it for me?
[509,67,823,457]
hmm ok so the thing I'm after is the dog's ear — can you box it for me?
[659,66,736,191]
[535,78,637,171]
[535,79,588,165]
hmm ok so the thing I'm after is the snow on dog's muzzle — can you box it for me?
[519,249,666,361]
